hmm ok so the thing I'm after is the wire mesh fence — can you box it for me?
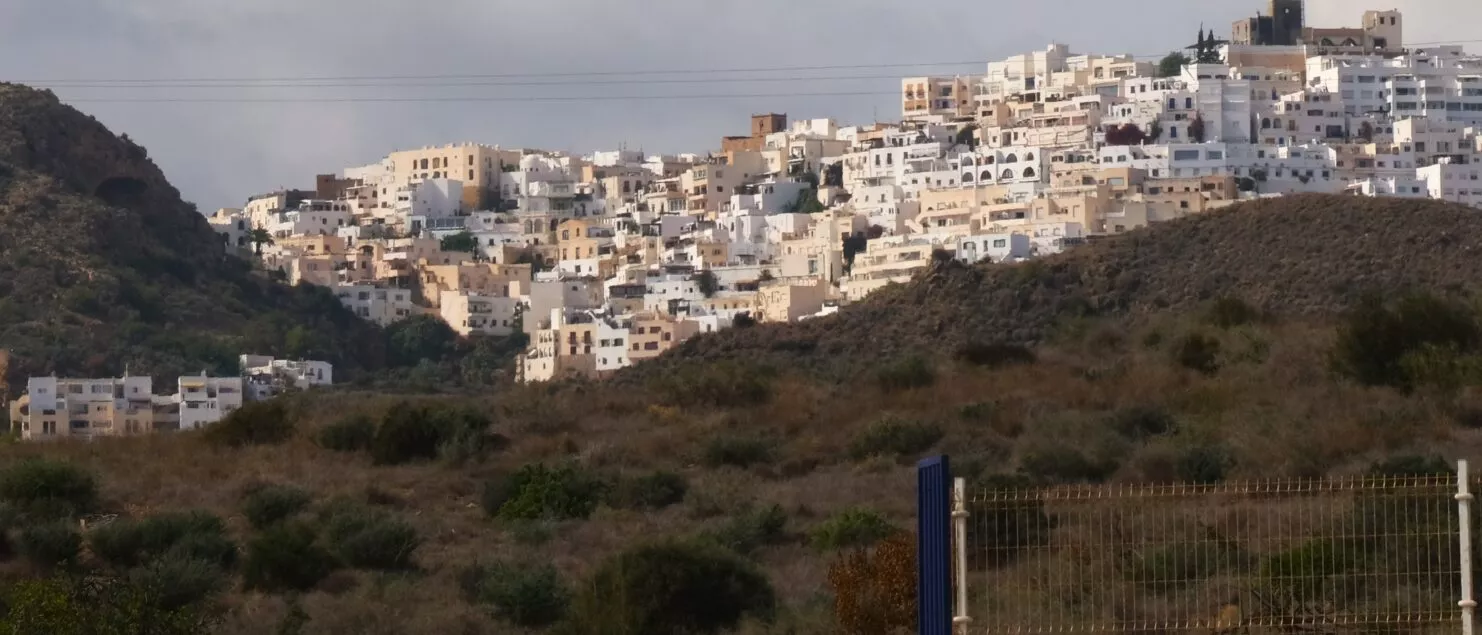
[963,475,1466,635]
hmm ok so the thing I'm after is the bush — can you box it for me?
[827,532,916,635]
[561,541,776,635]
[1106,406,1178,440]
[0,459,98,520]
[810,508,895,552]
[652,362,775,409]
[320,503,420,570]
[954,342,1037,368]
[1019,443,1119,484]
[89,511,229,569]
[1205,296,1261,329]
[970,473,1054,569]
[1367,454,1452,477]
[707,504,788,556]
[316,414,375,453]
[702,436,775,469]
[617,471,689,510]
[460,561,571,628]
[848,417,944,461]
[875,357,936,392]
[16,522,81,569]
[488,464,608,522]
[371,402,497,465]
[203,400,293,448]
[1332,293,1482,390]
[0,575,219,633]
[1173,332,1221,375]
[1174,443,1232,484]
[242,521,337,592]
[241,485,312,530]
[127,552,228,610]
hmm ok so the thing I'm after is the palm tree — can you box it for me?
[249,228,274,255]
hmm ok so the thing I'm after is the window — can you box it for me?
[992,239,1007,248]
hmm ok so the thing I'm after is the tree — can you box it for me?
[439,231,478,254]
[954,124,980,149]
[827,531,917,635]
[842,234,870,275]
[384,314,458,368]
[1104,123,1148,146]
[822,162,845,188]
[1189,112,1207,143]
[1158,52,1191,78]
[1148,120,1165,142]
[1357,120,1376,142]
[694,270,719,298]
[249,228,275,255]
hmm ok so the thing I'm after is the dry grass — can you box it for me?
[4,309,1480,632]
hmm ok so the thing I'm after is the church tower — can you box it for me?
[1268,0,1305,46]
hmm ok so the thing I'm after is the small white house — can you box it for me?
[956,233,1032,264]
[175,375,245,431]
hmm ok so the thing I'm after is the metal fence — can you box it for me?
[953,467,1476,635]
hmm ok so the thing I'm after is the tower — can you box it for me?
[1268,0,1304,46]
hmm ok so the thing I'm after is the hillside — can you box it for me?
[649,194,1482,378]
[0,84,384,383]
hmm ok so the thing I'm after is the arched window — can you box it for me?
[1024,153,1035,161]
[981,170,992,181]
[1002,169,1015,180]
[1004,153,1019,163]
[962,172,975,182]
[961,157,975,166]
[984,156,996,164]
[1262,118,1272,129]
[1023,167,1037,178]
[622,181,631,193]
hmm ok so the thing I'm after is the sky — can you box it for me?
[1,0,1479,211]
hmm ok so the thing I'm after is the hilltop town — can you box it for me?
[8,0,1482,440]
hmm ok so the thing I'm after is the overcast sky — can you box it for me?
[2,0,1478,211]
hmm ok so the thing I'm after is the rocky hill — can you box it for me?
[0,84,383,385]
[649,194,1482,378]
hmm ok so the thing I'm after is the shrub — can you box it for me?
[848,417,944,461]
[242,521,337,592]
[1173,332,1222,375]
[1128,540,1243,593]
[875,357,936,392]
[958,402,995,422]
[127,552,228,610]
[490,464,608,522]
[371,402,497,465]
[1205,296,1261,329]
[810,508,895,552]
[954,342,1037,368]
[970,473,1054,569]
[827,532,916,635]
[652,362,775,409]
[0,575,219,633]
[241,485,312,530]
[203,400,293,448]
[706,504,788,555]
[460,561,571,628]
[1174,443,1232,484]
[1332,293,1482,390]
[1367,454,1452,477]
[89,511,229,569]
[16,522,81,569]
[617,471,688,510]
[0,459,98,520]
[1106,406,1178,440]
[562,540,776,635]
[320,503,420,570]
[316,414,375,453]
[1019,443,1119,484]
[702,436,775,469]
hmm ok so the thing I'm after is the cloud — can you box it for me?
[1,0,1476,209]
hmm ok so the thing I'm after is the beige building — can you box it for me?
[420,262,532,308]
[627,312,701,363]
[903,76,975,121]
[755,279,828,323]
[682,151,767,214]
[387,144,523,210]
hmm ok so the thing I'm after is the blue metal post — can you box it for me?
[918,455,952,635]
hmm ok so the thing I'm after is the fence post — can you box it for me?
[918,456,952,635]
[1460,460,1476,635]
[952,477,972,633]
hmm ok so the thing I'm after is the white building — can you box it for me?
[240,355,333,401]
[333,283,418,326]
[175,375,245,431]
[956,233,1032,264]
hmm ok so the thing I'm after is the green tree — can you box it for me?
[694,270,719,298]
[0,575,219,634]
[1158,52,1190,78]
[1189,112,1207,143]
[385,314,459,367]
[249,228,275,255]
[439,231,479,254]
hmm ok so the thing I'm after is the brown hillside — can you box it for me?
[649,194,1482,377]
[0,84,385,383]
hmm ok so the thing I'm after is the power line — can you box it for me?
[62,91,905,104]
[28,74,937,90]
[15,60,991,84]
